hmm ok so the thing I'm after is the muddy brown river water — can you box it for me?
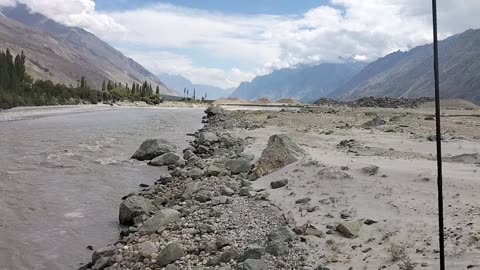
[0,108,203,270]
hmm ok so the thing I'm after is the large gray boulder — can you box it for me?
[148,152,181,166]
[157,242,184,266]
[226,158,251,174]
[119,196,156,225]
[255,134,305,177]
[140,209,181,234]
[132,139,176,161]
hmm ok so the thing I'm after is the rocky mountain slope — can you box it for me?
[158,73,234,100]
[0,4,176,95]
[331,29,480,104]
[230,62,366,102]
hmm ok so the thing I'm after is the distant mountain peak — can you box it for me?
[330,28,480,104]
[230,62,366,103]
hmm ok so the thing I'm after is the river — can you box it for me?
[0,107,204,270]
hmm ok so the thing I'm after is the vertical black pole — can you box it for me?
[431,0,445,269]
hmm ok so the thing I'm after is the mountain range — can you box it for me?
[0,4,177,95]
[329,29,480,104]
[232,29,480,104]
[229,62,366,102]
[157,73,234,100]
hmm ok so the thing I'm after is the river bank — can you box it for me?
[83,103,479,270]
[0,102,209,122]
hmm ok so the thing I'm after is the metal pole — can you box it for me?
[431,0,445,269]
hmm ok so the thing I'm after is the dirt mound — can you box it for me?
[252,97,271,104]
[212,98,248,105]
[421,99,479,110]
[275,98,302,105]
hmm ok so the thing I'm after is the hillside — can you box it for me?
[331,29,480,104]
[157,73,234,100]
[0,4,176,95]
[230,62,366,102]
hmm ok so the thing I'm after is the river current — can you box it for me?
[0,108,204,270]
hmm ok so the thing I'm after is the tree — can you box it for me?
[80,76,86,88]
[107,80,113,91]
[156,85,160,95]
[193,88,196,100]
[102,80,106,91]
[14,51,25,82]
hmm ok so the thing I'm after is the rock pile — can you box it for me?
[82,106,310,270]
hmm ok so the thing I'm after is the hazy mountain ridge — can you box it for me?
[331,29,480,104]
[0,4,177,95]
[230,62,366,102]
[158,73,234,100]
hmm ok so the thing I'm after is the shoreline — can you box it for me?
[0,102,209,122]
[81,106,313,270]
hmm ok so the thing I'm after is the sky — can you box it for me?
[1,0,480,89]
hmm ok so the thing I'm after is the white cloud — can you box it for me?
[2,0,127,33]
[3,0,480,88]
[119,49,255,89]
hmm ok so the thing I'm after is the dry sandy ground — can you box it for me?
[228,105,480,269]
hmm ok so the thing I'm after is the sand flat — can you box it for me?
[227,104,480,269]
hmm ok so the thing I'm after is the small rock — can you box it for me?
[243,259,268,270]
[270,179,288,189]
[336,220,363,238]
[361,165,379,176]
[295,197,311,204]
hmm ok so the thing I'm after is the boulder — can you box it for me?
[157,242,184,266]
[183,150,196,160]
[194,190,211,203]
[132,139,176,161]
[205,106,226,117]
[255,134,305,177]
[220,249,241,263]
[140,209,181,234]
[243,259,267,270]
[362,117,387,128]
[239,187,256,197]
[226,158,251,174]
[267,226,295,243]
[137,241,158,257]
[148,153,181,166]
[211,196,229,206]
[119,196,156,225]
[220,185,235,196]
[265,240,289,256]
[207,164,222,176]
[239,244,265,262]
[188,168,204,180]
[270,179,288,189]
[92,245,116,263]
[336,220,363,238]
[199,132,219,144]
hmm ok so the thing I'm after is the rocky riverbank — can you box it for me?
[81,106,321,270]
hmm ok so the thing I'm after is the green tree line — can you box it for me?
[0,49,161,109]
